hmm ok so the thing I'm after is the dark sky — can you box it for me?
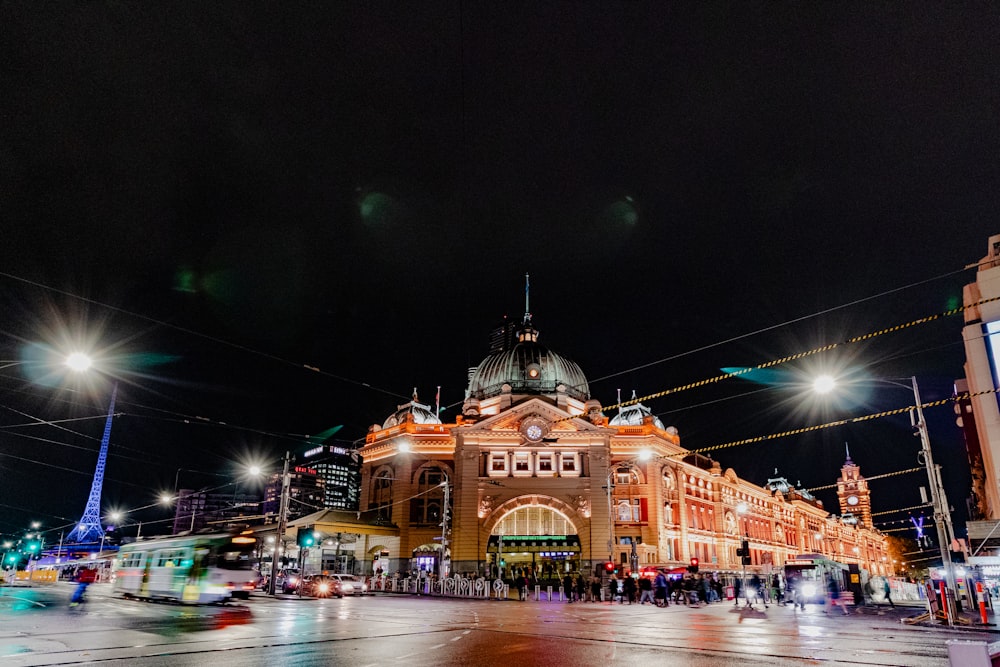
[0,3,997,544]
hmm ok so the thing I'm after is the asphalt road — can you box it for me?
[0,584,994,666]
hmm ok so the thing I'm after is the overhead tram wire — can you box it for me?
[588,265,973,387]
[805,468,927,493]
[551,291,1000,425]
[0,270,410,402]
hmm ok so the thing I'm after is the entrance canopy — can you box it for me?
[487,535,580,554]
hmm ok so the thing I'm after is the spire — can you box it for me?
[517,273,539,342]
[845,442,853,464]
[67,383,117,544]
[412,387,419,402]
[523,272,531,325]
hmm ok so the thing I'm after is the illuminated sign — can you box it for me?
[304,446,324,458]
[294,466,317,475]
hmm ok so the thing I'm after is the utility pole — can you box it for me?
[911,376,957,625]
[267,451,291,596]
[439,479,450,580]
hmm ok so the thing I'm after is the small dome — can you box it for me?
[383,389,442,429]
[609,391,665,429]
[466,325,589,402]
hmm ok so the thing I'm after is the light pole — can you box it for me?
[910,376,958,624]
[813,373,958,624]
[439,478,450,580]
[267,451,291,596]
[606,467,617,567]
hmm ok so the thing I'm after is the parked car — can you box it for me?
[301,575,343,598]
[330,574,368,596]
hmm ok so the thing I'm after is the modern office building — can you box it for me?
[302,444,362,511]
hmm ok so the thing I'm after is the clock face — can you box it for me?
[847,495,859,506]
[525,424,543,441]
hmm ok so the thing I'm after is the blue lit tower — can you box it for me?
[66,384,117,544]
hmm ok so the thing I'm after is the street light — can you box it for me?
[267,451,292,596]
[814,373,958,623]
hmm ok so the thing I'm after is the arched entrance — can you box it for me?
[411,542,446,578]
[485,501,581,580]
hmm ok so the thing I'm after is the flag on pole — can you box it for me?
[436,386,441,418]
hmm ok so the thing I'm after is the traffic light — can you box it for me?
[687,557,699,573]
[737,540,751,565]
[605,561,615,572]
[25,540,40,555]
[296,526,315,548]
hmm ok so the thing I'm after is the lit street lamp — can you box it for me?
[813,373,958,624]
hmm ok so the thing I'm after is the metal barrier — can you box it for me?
[364,575,508,600]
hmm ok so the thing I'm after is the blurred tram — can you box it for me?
[113,533,257,604]
[784,554,854,604]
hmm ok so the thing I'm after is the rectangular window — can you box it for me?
[491,454,506,471]
[538,455,552,471]
[561,455,575,471]
[515,455,529,471]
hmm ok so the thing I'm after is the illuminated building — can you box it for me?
[962,233,1000,560]
[302,445,363,511]
[356,303,889,579]
[263,465,324,523]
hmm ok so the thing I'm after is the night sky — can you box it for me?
[1,3,997,544]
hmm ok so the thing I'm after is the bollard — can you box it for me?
[534,585,540,601]
[977,581,989,624]
[547,585,553,601]
[940,581,949,622]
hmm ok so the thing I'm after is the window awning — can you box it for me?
[486,535,580,553]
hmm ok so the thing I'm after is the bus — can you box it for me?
[113,533,258,604]
[783,554,852,605]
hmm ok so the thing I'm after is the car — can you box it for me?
[277,568,302,594]
[329,574,368,596]
[301,575,343,598]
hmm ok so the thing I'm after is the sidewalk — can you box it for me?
[853,599,998,632]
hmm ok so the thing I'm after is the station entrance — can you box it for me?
[485,505,581,579]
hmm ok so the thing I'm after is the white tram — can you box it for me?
[113,533,257,604]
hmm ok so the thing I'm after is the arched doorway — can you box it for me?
[411,542,446,578]
[486,503,580,580]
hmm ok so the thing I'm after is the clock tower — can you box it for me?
[837,445,872,528]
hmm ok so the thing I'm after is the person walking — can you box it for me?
[827,575,849,615]
[623,573,637,604]
[638,574,655,605]
[590,575,602,603]
[654,570,669,607]
[563,573,575,603]
[70,567,98,606]
[608,573,620,604]
[881,577,894,608]
[577,572,587,602]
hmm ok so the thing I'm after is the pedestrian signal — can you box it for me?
[687,557,699,573]
[605,561,615,572]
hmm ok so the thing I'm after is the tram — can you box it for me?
[783,554,852,604]
[112,533,258,604]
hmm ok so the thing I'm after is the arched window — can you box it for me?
[411,466,448,525]
[662,469,675,490]
[616,466,639,485]
[371,469,393,518]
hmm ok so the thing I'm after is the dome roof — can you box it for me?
[466,325,589,402]
[609,391,665,429]
[382,389,442,429]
